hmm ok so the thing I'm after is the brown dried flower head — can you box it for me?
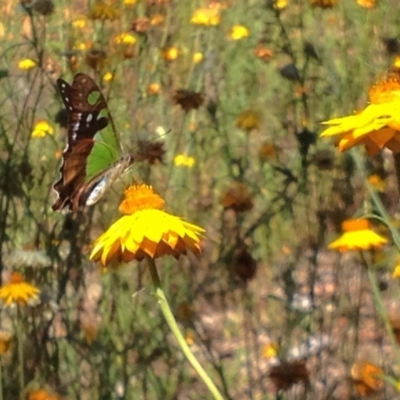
[232,247,257,283]
[85,49,107,70]
[173,89,204,112]
[136,140,165,164]
[269,360,309,391]
[221,182,253,213]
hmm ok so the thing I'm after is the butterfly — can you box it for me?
[52,73,134,212]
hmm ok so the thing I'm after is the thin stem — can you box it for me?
[16,306,24,399]
[393,153,400,197]
[146,257,224,400]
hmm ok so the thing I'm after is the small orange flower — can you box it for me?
[356,0,376,8]
[162,46,179,61]
[321,74,400,155]
[150,13,165,26]
[0,331,12,355]
[254,45,274,62]
[148,82,161,95]
[27,389,62,400]
[328,218,388,252]
[368,174,386,192]
[90,185,204,266]
[351,361,383,397]
[0,272,40,307]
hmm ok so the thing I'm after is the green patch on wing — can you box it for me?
[85,109,121,182]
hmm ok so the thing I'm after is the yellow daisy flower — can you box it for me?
[114,32,137,45]
[274,0,288,9]
[72,17,87,29]
[90,185,204,266]
[190,8,221,26]
[328,218,388,252]
[392,264,400,279]
[103,72,114,82]
[162,46,179,61]
[229,25,250,40]
[0,272,40,307]
[18,59,36,70]
[321,74,400,155]
[356,0,376,8]
[31,120,54,138]
[174,154,195,167]
[193,52,204,64]
[124,0,136,5]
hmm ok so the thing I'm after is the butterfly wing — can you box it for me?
[53,73,122,211]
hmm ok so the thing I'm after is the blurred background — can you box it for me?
[0,0,400,398]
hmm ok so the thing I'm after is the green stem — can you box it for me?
[366,265,400,367]
[146,257,224,400]
[16,306,24,399]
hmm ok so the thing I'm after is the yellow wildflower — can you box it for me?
[31,120,54,138]
[328,218,387,252]
[18,59,36,70]
[114,32,137,45]
[394,57,400,69]
[356,0,376,8]
[150,13,165,26]
[262,343,279,359]
[103,72,114,82]
[321,74,400,155]
[393,264,400,279]
[148,83,161,95]
[124,0,136,5]
[190,8,221,26]
[72,17,87,29]
[274,0,288,9]
[90,185,204,266]
[162,46,179,61]
[229,25,250,40]
[0,272,40,307]
[193,52,204,64]
[174,154,195,167]
[368,174,386,192]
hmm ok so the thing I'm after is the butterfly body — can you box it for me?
[53,73,133,212]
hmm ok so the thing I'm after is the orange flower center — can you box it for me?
[119,185,165,214]
[342,218,370,232]
[369,75,400,104]
[10,272,24,284]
